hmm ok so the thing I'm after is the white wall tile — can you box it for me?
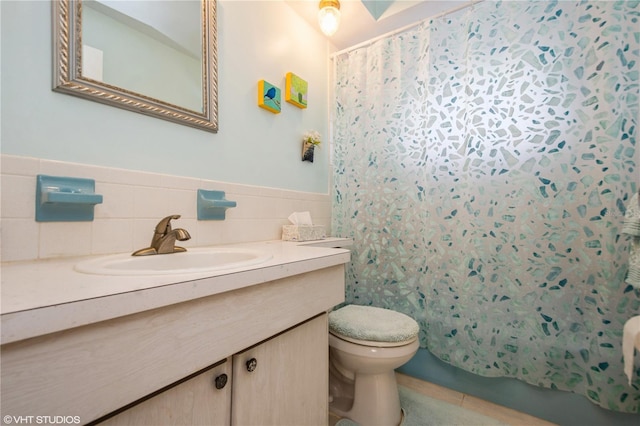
[166,189,197,219]
[194,220,226,246]
[1,155,39,176]
[1,175,35,218]
[0,219,39,262]
[39,222,93,258]
[95,183,135,219]
[92,219,134,255]
[133,186,174,219]
[1,155,331,261]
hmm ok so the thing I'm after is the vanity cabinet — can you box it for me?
[1,263,344,425]
[96,315,327,426]
[231,314,328,425]
[98,360,232,426]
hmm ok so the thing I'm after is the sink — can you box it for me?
[75,247,273,276]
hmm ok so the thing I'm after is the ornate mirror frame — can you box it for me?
[52,0,218,133]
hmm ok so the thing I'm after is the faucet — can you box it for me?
[132,214,191,256]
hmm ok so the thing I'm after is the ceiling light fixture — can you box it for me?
[318,0,341,37]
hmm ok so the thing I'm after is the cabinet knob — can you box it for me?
[246,358,257,372]
[214,373,228,389]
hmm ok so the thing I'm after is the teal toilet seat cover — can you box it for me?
[329,305,419,343]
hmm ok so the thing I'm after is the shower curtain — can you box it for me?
[332,0,639,412]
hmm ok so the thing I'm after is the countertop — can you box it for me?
[1,238,352,344]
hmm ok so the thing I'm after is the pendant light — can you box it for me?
[318,0,341,36]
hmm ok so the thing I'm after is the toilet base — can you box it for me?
[330,369,403,426]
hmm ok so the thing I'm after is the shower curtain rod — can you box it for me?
[330,0,483,58]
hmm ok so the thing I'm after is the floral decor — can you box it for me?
[302,130,321,162]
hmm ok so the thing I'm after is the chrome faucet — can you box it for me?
[132,214,191,256]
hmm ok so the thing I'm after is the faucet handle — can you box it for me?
[155,214,181,234]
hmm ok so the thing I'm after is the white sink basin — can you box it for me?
[75,247,273,276]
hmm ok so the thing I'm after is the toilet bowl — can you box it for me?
[328,305,420,426]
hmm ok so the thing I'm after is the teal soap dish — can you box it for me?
[36,174,103,222]
[197,189,237,220]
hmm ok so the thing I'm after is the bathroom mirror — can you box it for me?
[53,0,218,133]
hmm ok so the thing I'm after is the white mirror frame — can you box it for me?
[52,0,218,133]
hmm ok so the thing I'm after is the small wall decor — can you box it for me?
[302,130,321,162]
[258,80,281,114]
[285,72,308,109]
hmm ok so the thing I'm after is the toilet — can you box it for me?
[328,304,420,426]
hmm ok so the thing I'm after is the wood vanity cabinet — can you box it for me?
[1,265,343,425]
[97,315,328,426]
[231,314,328,425]
[98,360,232,426]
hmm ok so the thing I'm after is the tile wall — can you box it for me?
[0,154,331,262]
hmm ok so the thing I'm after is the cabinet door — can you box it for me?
[97,359,231,426]
[232,314,328,426]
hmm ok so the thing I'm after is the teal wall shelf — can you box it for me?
[197,189,236,220]
[36,175,103,222]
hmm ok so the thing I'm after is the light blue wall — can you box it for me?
[0,1,331,194]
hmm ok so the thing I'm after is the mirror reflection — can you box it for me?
[82,0,203,112]
[53,0,218,132]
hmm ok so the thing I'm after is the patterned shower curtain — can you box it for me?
[332,0,639,412]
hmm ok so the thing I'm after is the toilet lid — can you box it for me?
[329,305,419,344]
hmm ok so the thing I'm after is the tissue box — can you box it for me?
[282,225,326,242]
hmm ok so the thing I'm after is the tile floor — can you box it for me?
[329,373,557,426]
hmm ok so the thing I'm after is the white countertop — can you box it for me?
[1,238,352,344]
